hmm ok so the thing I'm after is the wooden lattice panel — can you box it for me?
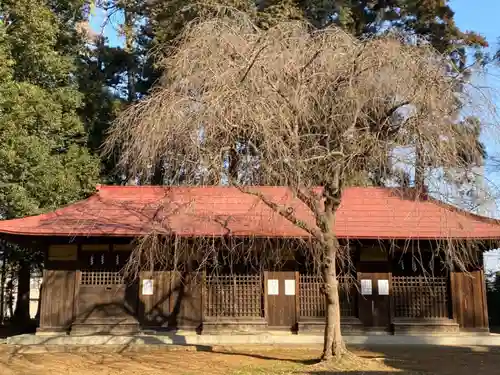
[299,275,356,318]
[80,270,124,285]
[392,276,449,318]
[204,274,262,318]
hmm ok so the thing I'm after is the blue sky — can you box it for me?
[451,0,498,44]
[89,7,124,47]
[451,0,500,147]
[451,0,500,270]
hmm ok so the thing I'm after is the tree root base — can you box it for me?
[319,349,362,363]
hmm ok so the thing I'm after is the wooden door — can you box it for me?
[357,272,391,330]
[266,271,297,330]
[75,251,138,325]
[76,271,138,323]
[451,270,488,330]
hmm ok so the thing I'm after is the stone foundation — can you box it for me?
[393,318,460,335]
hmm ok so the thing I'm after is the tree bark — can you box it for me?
[321,236,346,360]
[321,167,346,360]
[13,260,30,324]
[124,9,136,104]
[415,140,425,193]
[152,157,165,185]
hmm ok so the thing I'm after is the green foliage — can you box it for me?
[0,0,100,218]
[0,0,490,197]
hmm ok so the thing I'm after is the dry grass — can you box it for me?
[0,344,499,375]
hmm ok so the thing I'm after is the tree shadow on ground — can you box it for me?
[0,320,37,339]
[193,344,500,375]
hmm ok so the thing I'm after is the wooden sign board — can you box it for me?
[48,245,77,261]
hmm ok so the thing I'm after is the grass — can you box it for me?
[0,344,498,375]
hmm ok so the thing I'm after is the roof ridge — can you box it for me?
[425,195,500,226]
[95,184,400,190]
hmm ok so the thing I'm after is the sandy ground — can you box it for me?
[0,344,498,375]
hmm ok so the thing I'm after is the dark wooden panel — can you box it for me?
[392,276,449,318]
[75,270,138,324]
[298,275,356,318]
[267,271,297,329]
[39,270,76,330]
[451,270,488,330]
[471,270,488,328]
[204,274,262,317]
[357,271,391,329]
[139,272,171,327]
[169,272,202,329]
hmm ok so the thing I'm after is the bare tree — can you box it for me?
[104,14,485,359]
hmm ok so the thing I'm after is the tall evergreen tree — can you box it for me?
[0,0,100,217]
[0,0,101,322]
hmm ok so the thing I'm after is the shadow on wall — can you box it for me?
[34,269,202,337]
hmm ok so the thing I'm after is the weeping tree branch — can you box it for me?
[104,15,494,360]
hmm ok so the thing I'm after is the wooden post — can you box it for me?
[201,269,206,323]
[388,270,394,326]
[263,271,268,319]
[479,269,489,330]
[450,272,458,322]
[295,271,300,329]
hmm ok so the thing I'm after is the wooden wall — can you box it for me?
[450,270,489,331]
[139,271,202,331]
[39,270,76,332]
[35,238,491,334]
[38,244,78,332]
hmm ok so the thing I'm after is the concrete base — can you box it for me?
[393,318,460,335]
[6,332,500,347]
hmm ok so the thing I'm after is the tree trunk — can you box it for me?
[322,236,346,360]
[124,9,136,104]
[415,140,425,192]
[321,169,346,360]
[151,157,165,185]
[13,260,30,324]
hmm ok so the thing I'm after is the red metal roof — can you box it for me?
[0,185,499,239]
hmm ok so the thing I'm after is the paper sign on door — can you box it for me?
[285,280,296,296]
[378,279,389,295]
[142,279,154,295]
[360,279,372,295]
[268,279,279,295]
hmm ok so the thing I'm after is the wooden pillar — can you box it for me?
[263,271,269,320]
[450,268,489,332]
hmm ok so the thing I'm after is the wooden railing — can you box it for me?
[392,276,449,319]
[80,270,124,285]
[299,275,356,318]
[204,274,263,318]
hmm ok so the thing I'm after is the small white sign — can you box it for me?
[142,279,154,296]
[268,279,279,295]
[378,279,389,295]
[285,279,296,296]
[361,279,372,295]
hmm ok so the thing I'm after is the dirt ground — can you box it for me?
[0,344,498,375]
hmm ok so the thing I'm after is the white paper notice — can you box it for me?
[268,279,279,295]
[284,279,296,296]
[142,279,154,296]
[361,279,372,295]
[378,279,389,295]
